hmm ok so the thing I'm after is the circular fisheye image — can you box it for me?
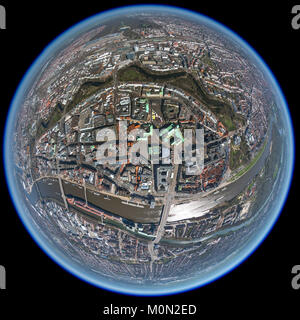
[4,5,294,296]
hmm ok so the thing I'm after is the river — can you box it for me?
[30,178,162,223]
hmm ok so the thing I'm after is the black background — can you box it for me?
[0,1,299,318]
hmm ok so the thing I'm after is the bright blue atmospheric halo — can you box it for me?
[4,4,295,296]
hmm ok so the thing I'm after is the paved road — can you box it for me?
[154,165,179,243]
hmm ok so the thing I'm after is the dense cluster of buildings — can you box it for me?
[13,12,273,277]
[35,199,212,281]
[33,78,229,203]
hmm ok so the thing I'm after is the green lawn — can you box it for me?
[230,138,268,181]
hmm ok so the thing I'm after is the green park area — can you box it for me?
[230,138,268,181]
[118,63,242,131]
[36,76,113,138]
